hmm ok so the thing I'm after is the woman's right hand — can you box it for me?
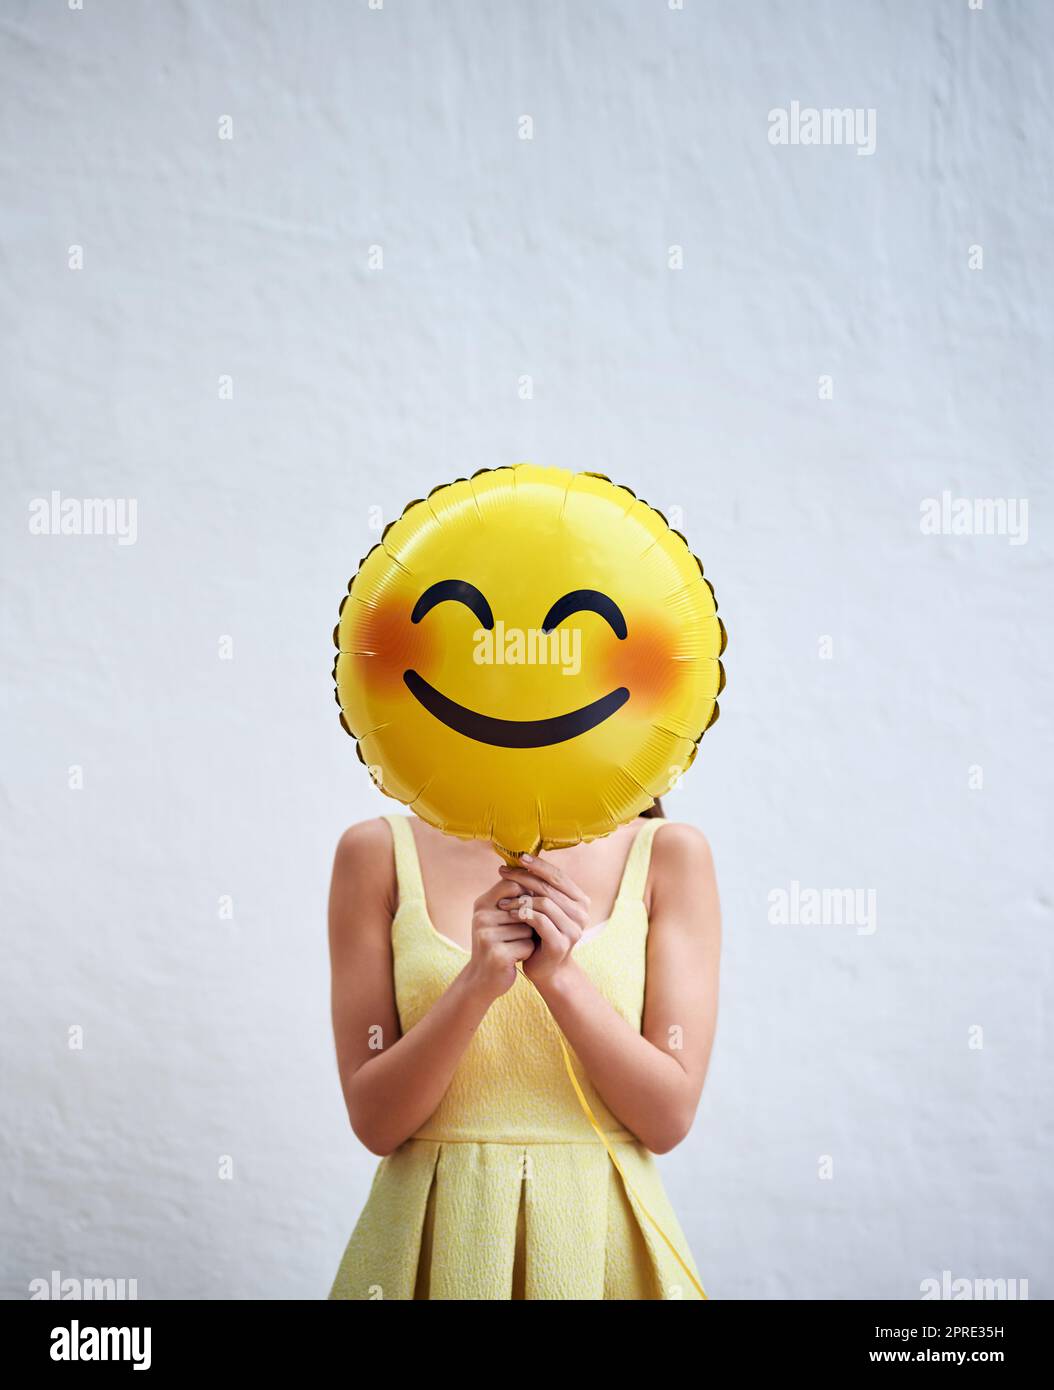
[462,882,537,1000]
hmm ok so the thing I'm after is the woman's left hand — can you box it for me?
[497,853,591,989]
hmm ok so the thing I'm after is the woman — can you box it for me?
[327,800,721,1300]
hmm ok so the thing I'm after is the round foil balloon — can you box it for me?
[332,464,726,858]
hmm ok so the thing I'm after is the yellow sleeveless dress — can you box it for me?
[328,814,706,1301]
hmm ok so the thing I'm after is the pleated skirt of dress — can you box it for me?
[328,1136,703,1301]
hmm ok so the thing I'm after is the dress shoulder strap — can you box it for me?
[612,816,665,911]
[384,814,427,907]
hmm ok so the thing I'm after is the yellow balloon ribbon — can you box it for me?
[522,968,710,1300]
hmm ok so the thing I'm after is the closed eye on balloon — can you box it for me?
[541,590,627,640]
[411,579,494,630]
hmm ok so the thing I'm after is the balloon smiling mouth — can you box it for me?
[403,670,630,749]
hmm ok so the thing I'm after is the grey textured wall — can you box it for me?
[2,0,1051,1300]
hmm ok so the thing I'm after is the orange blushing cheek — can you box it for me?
[605,618,681,714]
[353,595,435,697]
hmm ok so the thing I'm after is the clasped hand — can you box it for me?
[466,852,592,996]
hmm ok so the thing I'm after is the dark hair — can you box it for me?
[639,798,665,819]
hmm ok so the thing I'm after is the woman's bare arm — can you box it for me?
[502,823,721,1154]
[328,819,533,1156]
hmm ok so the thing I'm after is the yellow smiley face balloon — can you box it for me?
[333,464,726,858]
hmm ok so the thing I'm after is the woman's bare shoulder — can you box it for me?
[334,814,394,859]
[644,821,720,952]
[331,816,398,916]
[648,821,717,895]
[652,819,714,860]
